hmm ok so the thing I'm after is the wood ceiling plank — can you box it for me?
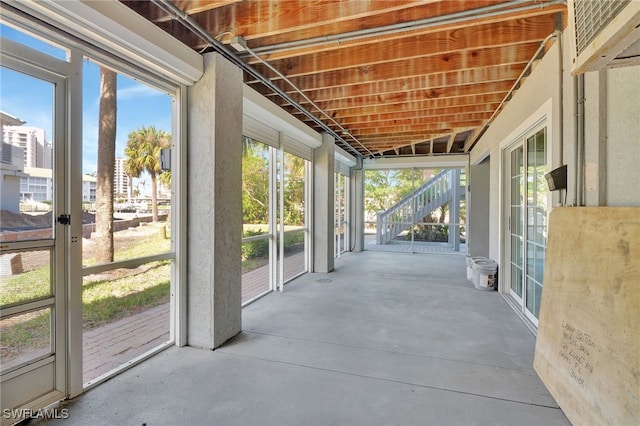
[174,0,243,18]
[355,123,484,139]
[246,0,505,48]
[250,16,557,77]
[327,106,500,127]
[343,114,492,132]
[363,128,476,140]
[351,120,486,136]
[121,0,243,23]
[183,0,435,43]
[288,93,506,118]
[248,4,566,61]
[270,64,523,103]
[281,81,513,112]
[361,134,458,144]
[247,43,540,89]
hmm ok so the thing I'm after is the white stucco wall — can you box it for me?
[469,28,640,289]
[1,173,22,213]
[605,66,640,206]
[470,38,562,266]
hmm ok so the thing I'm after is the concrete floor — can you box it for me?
[47,251,569,425]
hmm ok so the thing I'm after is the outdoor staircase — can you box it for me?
[376,169,463,245]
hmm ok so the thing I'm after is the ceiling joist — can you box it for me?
[121,0,566,158]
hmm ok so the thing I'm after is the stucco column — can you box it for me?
[313,133,335,273]
[187,52,242,349]
[351,168,365,252]
[449,168,461,251]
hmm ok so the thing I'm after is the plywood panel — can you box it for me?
[534,207,640,426]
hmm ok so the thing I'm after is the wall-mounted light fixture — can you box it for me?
[545,164,567,191]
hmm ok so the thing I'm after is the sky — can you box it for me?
[0,24,173,187]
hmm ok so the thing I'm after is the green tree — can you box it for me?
[283,152,305,226]
[159,170,171,190]
[242,137,269,225]
[124,126,170,222]
[95,67,116,264]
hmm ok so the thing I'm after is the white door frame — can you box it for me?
[0,38,74,418]
[500,108,552,327]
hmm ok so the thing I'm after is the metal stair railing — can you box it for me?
[376,170,452,245]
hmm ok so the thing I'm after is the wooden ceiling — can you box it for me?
[121,0,566,158]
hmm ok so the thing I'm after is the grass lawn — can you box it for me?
[1,223,172,361]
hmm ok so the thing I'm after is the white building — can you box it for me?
[20,167,96,204]
[0,142,27,213]
[3,125,52,169]
[20,167,52,203]
[114,157,130,199]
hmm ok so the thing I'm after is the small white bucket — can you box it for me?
[473,259,497,291]
[466,256,483,281]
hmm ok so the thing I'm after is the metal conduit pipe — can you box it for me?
[572,74,586,206]
[572,75,579,206]
[557,28,565,205]
[237,40,374,156]
[151,0,368,159]
[248,0,566,56]
[576,73,585,206]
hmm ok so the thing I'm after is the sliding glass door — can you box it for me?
[504,127,548,325]
[241,136,310,304]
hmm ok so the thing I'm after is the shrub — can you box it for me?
[242,229,269,260]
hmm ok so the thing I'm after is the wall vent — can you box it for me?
[570,0,640,74]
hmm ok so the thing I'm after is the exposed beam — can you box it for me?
[464,129,479,152]
[247,3,566,61]
[299,104,501,126]
[349,120,487,136]
[123,0,243,23]
[446,134,456,153]
[243,0,503,49]
[289,93,506,119]
[250,17,557,77]
[267,65,523,103]
[281,81,513,112]
[334,113,492,131]
[193,0,435,42]
[248,44,538,90]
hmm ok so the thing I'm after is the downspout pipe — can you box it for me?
[151,0,367,159]
[557,23,564,206]
[576,73,585,206]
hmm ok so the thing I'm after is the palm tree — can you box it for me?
[95,67,116,264]
[124,126,170,222]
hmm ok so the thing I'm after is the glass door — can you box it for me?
[524,129,547,323]
[0,49,68,418]
[504,127,548,326]
[508,146,525,304]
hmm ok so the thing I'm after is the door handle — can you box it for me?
[57,214,71,225]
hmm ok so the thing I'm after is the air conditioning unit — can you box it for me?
[569,0,640,74]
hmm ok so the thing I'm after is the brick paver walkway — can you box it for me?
[83,303,169,383]
[83,250,307,383]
